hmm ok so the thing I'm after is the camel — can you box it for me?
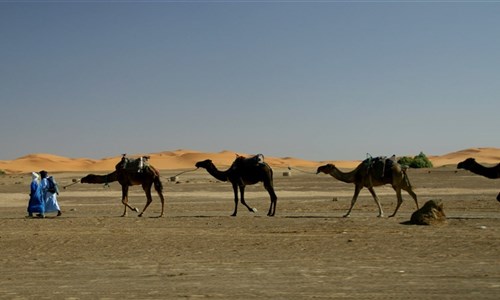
[316,156,418,217]
[81,156,166,217]
[195,155,278,216]
[409,199,446,225]
[457,157,500,202]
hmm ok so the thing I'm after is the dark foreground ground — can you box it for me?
[0,167,499,299]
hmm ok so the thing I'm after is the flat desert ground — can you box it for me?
[0,149,499,299]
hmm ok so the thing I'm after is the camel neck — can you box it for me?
[329,167,358,184]
[468,162,500,179]
[205,164,229,182]
[84,171,118,184]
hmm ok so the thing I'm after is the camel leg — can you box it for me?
[154,184,165,218]
[401,175,419,210]
[121,185,139,217]
[138,185,153,217]
[122,194,128,217]
[404,186,419,210]
[344,186,362,218]
[389,188,404,218]
[367,187,384,218]
[265,184,277,217]
[239,185,256,214]
[231,184,239,216]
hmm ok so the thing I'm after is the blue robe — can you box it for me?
[41,177,61,213]
[27,180,44,215]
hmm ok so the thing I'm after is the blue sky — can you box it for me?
[1,1,499,161]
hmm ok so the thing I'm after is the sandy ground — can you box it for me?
[0,166,499,299]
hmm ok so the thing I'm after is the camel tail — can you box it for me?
[145,165,164,193]
[262,162,274,184]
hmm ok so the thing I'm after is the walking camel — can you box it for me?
[195,155,278,216]
[316,157,419,217]
[81,156,166,217]
[457,157,500,202]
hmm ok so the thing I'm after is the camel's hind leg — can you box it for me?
[231,184,239,216]
[239,185,257,214]
[389,176,419,217]
[409,189,418,210]
[138,184,154,217]
[404,186,419,210]
[263,175,277,216]
[154,180,165,217]
[265,185,277,216]
[402,172,419,210]
[367,187,384,218]
[389,188,404,218]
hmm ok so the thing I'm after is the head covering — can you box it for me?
[40,170,48,178]
[31,172,39,181]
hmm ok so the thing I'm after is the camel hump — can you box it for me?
[115,156,150,172]
[363,155,397,178]
[232,153,266,170]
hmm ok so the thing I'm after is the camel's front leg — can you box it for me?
[138,185,153,217]
[122,195,128,217]
[239,185,257,214]
[344,186,362,217]
[121,185,139,217]
[368,187,384,217]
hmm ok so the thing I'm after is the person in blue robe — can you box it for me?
[27,172,44,218]
[40,170,62,216]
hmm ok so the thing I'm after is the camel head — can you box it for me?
[195,159,213,169]
[316,164,335,175]
[457,158,476,170]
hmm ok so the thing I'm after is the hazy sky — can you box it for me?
[1,1,499,161]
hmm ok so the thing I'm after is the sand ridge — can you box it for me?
[0,147,499,173]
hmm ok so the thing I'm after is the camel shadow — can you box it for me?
[282,215,345,219]
[400,220,417,226]
[446,216,500,220]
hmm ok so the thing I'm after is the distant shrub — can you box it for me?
[398,152,433,168]
[0,170,6,175]
[397,156,413,167]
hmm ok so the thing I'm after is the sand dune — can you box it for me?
[430,147,500,167]
[0,148,499,174]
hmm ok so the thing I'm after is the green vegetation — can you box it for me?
[0,169,6,175]
[398,152,433,168]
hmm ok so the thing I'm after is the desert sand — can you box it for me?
[0,148,499,299]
